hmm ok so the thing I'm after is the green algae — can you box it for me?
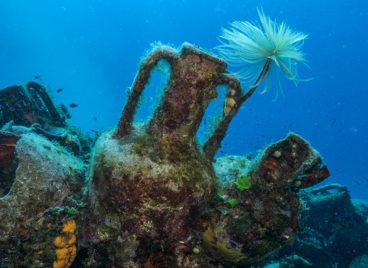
[234,174,252,191]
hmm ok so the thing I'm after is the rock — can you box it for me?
[0,82,66,128]
[213,155,252,187]
[350,254,368,268]
[353,199,368,220]
[270,184,368,268]
[265,255,313,268]
[280,255,313,267]
[0,133,86,266]
[0,132,19,197]
[0,83,93,267]
[0,83,92,158]
[203,134,329,266]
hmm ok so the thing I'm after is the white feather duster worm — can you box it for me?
[216,9,308,91]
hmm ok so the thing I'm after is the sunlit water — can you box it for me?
[0,0,367,202]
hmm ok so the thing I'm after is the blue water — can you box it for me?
[0,0,367,201]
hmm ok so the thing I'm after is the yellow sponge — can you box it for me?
[53,220,77,268]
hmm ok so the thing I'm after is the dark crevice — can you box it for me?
[0,133,19,198]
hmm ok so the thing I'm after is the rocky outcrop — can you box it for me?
[265,184,368,268]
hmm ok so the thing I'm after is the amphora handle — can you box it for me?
[116,45,243,164]
[115,47,178,139]
[203,74,242,162]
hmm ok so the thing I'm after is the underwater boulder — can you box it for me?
[0,82,92,158]
[270,184,368,268]
[350,255,368,268]
[299,184,368,267]
[0,133,86,267]
[0,83,91,267]
[0,82,66,128]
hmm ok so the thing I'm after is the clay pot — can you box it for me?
[89,44,241,264]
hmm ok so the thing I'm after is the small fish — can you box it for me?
[57,88,63,93]
[354,180,361,186]
[94,117,97,121]
[34,75,41,80]
[91,129,101,136]
[69,103,78,108]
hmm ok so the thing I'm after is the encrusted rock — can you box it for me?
[0,133,86,266]
[202,134,329,266]
[269,184,368,268]
[0,82,66,128]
